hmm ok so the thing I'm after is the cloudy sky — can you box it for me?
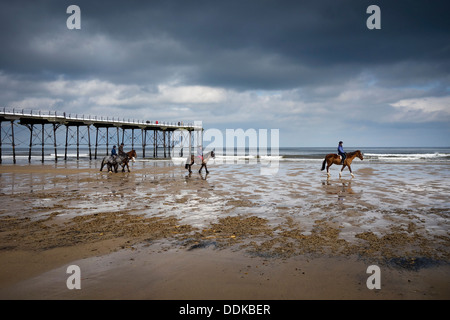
[1,0,449,147]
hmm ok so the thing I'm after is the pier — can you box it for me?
[0,108,202,163]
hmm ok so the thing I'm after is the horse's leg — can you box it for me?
[326,161,331,177]
[100,160,104,172]
[348,164,354,178]
[199,163,203,173]
[339,164,346,178]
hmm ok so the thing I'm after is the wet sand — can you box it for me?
[0,159,449,299]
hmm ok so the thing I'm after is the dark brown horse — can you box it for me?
[321,150,363,178]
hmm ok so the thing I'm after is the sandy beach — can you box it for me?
[0,158,449,300]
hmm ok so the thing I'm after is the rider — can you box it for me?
[338,141,346,164]
[111,145,117,159]
[118,143,125,157]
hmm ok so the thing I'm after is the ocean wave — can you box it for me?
[363,152,450,162]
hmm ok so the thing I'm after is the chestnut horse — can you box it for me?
[321,150,363,178]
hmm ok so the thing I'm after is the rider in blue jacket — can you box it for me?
[338,141,346,164]
[111,145,117,159]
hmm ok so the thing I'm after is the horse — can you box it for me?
[100,150,137,173]
[185,150,215,174]
[321,150,363,178]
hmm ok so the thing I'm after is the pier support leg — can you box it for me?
[88,125,92,160]
[26,124,33,163]
[116,127,120,147]
[163,130,167,158]
[41,123,45,163]
[106,127,109,156]
[11,121,16,164]
[188,130,192,161]
[167,131,173,157]
[64,125,69,160]
[142,129,146,158]
[180,133,184,157]
[154,130,157,158]
[76,125,80,160]
[53,124,58,162]
[95,126,99,160]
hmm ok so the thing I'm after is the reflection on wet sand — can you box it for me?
[322,179,360,202]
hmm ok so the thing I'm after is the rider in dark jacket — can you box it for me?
[118,143,125,156]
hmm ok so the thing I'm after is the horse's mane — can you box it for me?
[346,150,361,157]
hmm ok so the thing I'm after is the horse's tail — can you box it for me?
[321,158,326,171]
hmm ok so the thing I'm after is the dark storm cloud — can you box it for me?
[1,0,449,89]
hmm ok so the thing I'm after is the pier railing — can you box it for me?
[0,107,201,129]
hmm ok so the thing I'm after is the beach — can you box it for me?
[0,157,449,299]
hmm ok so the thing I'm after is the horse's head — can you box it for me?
[128,150,137,162]
[356,150,364,160]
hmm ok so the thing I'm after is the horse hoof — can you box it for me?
[351,173,355,178]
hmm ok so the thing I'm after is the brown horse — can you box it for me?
[321,150,363,178]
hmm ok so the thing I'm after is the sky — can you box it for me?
[0,0,449,147]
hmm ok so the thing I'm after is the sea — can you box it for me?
[0,146,449,164]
